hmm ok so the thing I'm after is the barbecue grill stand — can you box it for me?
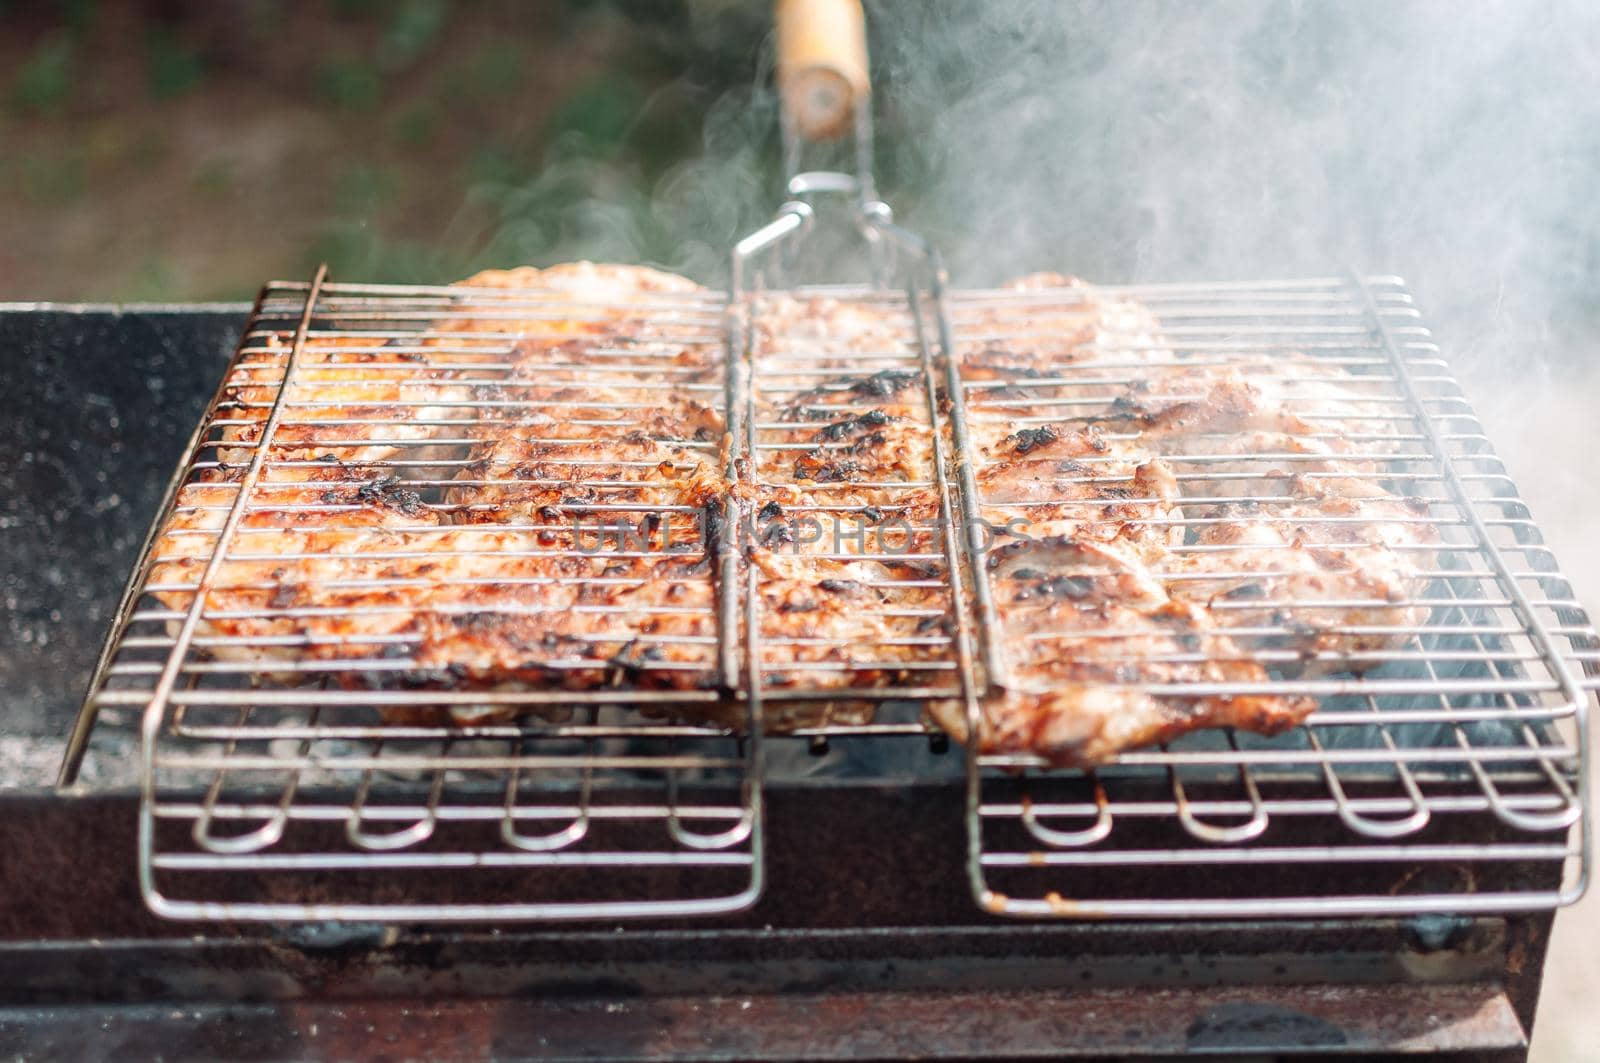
[4,0,1593,1054]
[1,304,1562,1057]
[0,782,1561,1059]
[3,213,1584,1063]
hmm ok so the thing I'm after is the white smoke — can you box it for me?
[865,1,1600,604]
[488,0,1600,599]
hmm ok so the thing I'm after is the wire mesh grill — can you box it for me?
[949,276,1591,916]
[70,268,1591,922]
[85,268,761,920]
[738,287,979,723]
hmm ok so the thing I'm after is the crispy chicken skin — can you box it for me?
[151,264,1431,765]
[926,539,1313,764]
[739,291,956,728]
[943,274,1436,765]
[150,264,728,703]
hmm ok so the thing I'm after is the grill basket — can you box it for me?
[66,267,1593,921]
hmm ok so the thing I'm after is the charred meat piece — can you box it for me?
[157,265,1433,762]
[927,539,1313,768]
[153,265,729,711]
[940,274,1437,763]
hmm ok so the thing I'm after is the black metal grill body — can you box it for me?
[0,787,1558,1059]
[0,305,1582,1059]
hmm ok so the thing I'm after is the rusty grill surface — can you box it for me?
[65,267,1593,922]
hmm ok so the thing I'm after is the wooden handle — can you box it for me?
[776,0,869,142]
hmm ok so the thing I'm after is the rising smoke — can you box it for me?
[490,0,1600,594]
[559,1,1600,363]
[824,1,1600,596]
[869,1,1600,359]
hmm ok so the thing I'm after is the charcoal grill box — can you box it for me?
[0,300,1580,1061]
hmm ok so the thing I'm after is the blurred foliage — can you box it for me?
[546,74,648,157]
[316,56,384,110]
[145,27,203,99]
[56,0,98,32]
[391,100,441,147]
[122,253,179,301]
[190,158,235,199]
[333,165,395,214]
[326,0,383,19]
[15,148,87,205]
[442,41,526,103]
[381,0,448,69]
[11,34,74,114]
[0,0,897,296]
[306,223,459,287]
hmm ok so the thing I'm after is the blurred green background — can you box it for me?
[0,0,788,300]
[4,0,1597,350]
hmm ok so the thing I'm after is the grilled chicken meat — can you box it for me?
[926,539,1313,765]
[1170,478,1437,665]
[215,333,477,480]
[968,423,1184,564]
[151,264,729,708]
[741,292,954,723]
[945,274,1436,765]
[151,480,719,700]
[152,264,1433,766]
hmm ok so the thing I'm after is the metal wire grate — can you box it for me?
[78,268,761,920]
[739,287,975,714]
[67,268,1592,922]
[949,276,1591,917]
